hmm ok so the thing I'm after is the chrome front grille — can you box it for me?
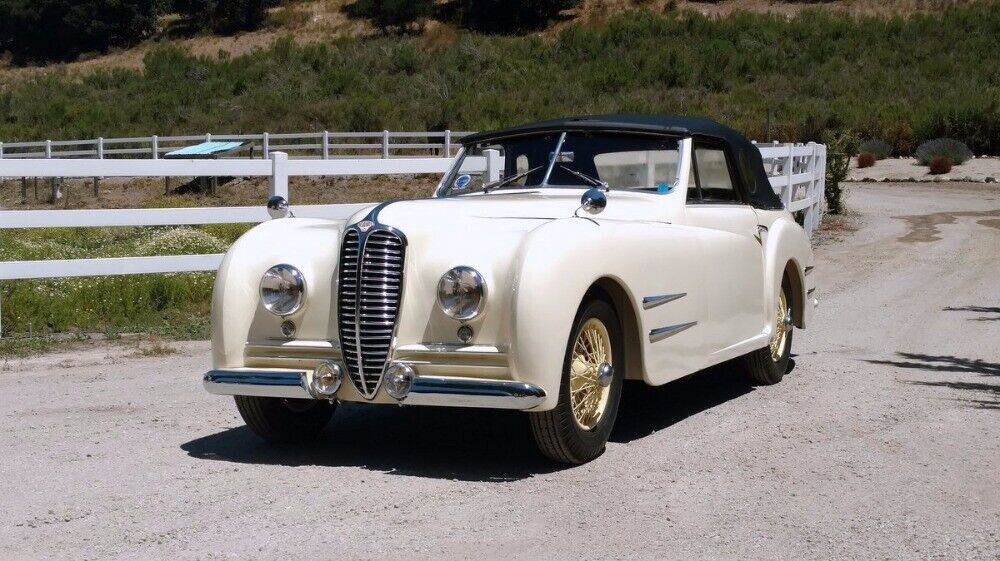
[337,227,405,399]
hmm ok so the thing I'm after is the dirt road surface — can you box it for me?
[2,182,998,560]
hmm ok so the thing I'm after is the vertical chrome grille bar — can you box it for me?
[337,226,405,399]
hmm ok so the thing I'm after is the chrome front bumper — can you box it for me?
[203,369,546,410]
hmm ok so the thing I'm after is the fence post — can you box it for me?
[151,135,159,160]
[483,149,502,183]
[45,140,52,159]
[0,141,4,160]
[382,130,390,159]
[444,130,451,157]
[97,137,104,159]
[269,151,289,202]
[262,132,269,159]
[322,131,330,160]
[206,133,212,143]
[783,144,794,208]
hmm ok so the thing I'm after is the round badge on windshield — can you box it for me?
[454,174,472,190]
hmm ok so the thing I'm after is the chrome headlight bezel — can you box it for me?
[259,264,306,316]
[436,266,487,321]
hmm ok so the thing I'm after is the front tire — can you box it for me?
[743,278,793,385]
[530,298,624,464]
[234,396,335,442]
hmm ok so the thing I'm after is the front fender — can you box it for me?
[508,217,648,411]
[211,218,345,368]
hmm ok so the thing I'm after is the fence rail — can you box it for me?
[0,130,473,160]
[0,137,825,334]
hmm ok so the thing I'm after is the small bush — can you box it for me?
[346,0,434,30]
[173,0,274,35]
[915,138,973,165]
[859,139,893,160]
[857,152,877,168]
[928,156,953,175]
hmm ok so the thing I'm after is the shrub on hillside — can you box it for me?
[459,0,580,33]
[928,156,952,175]
[857,152,877,168]
[915,138,973,165]
[859,139,893,160]
[820,129,858,215]
[0,0,158,64]
[173,0,274,35]
[345,0,434,31]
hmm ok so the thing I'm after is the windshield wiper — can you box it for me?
[559,165,610,191]
[482,165,545,193]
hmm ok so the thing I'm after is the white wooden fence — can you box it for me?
[0,138,825,334]
[0,130,472,160]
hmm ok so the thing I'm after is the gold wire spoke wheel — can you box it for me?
[770,288,790,362]
[569,318,613,431]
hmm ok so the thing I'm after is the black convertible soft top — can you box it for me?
[462,114,783,210]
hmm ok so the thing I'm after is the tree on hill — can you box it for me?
[459,0,579,33]
[0,0,159,64]
[172,0,274,35]
[344,0,435,31]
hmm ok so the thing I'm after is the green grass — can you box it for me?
[1,5,998,153]
[0,225,248,338]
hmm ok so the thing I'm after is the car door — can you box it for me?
[680,143,767,361]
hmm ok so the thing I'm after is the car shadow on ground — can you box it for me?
[181,362,766,481]
[866,352,1000,410]
[611,363,756,443]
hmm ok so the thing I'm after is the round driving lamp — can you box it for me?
[259,264,306,316]
[384,363,415,400]
[436,266,486,321]
[311,361,343,398]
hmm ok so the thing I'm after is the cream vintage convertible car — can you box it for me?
[204,115,817,464]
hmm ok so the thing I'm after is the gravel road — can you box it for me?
[2,182,999,560]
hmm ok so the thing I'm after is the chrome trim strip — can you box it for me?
[396,343,505,354]
[805,266,814,275]
[203,369,311,399]
[401,376,546,410]
[648,321,698,343]
[642,292,686,310]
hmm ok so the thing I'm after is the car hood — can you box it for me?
[354,188,672,231]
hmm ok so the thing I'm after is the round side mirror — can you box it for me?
[267,196,290,219]
[579,188,607,215]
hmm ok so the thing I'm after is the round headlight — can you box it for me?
[437,266,486,321]
[259,264,305,316]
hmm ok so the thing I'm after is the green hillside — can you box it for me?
[1,5,998,154]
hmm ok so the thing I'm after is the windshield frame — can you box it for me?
[436,130,690,197]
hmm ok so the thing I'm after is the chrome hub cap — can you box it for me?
[770,288,790,362]
[570,318,613,430]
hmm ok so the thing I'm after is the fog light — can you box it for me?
[311,361,343,398]
[383,363,415,400]
[457,325,474,343]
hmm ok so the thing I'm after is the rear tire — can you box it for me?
[743,278,793,385]
[530,298,624,465]
[234,396,335,442]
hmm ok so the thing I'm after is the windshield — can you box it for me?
[440,131,682,196]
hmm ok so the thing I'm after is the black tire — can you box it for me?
[529,298,624,465]
[234,396,335,442]
[743,278,793,385]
